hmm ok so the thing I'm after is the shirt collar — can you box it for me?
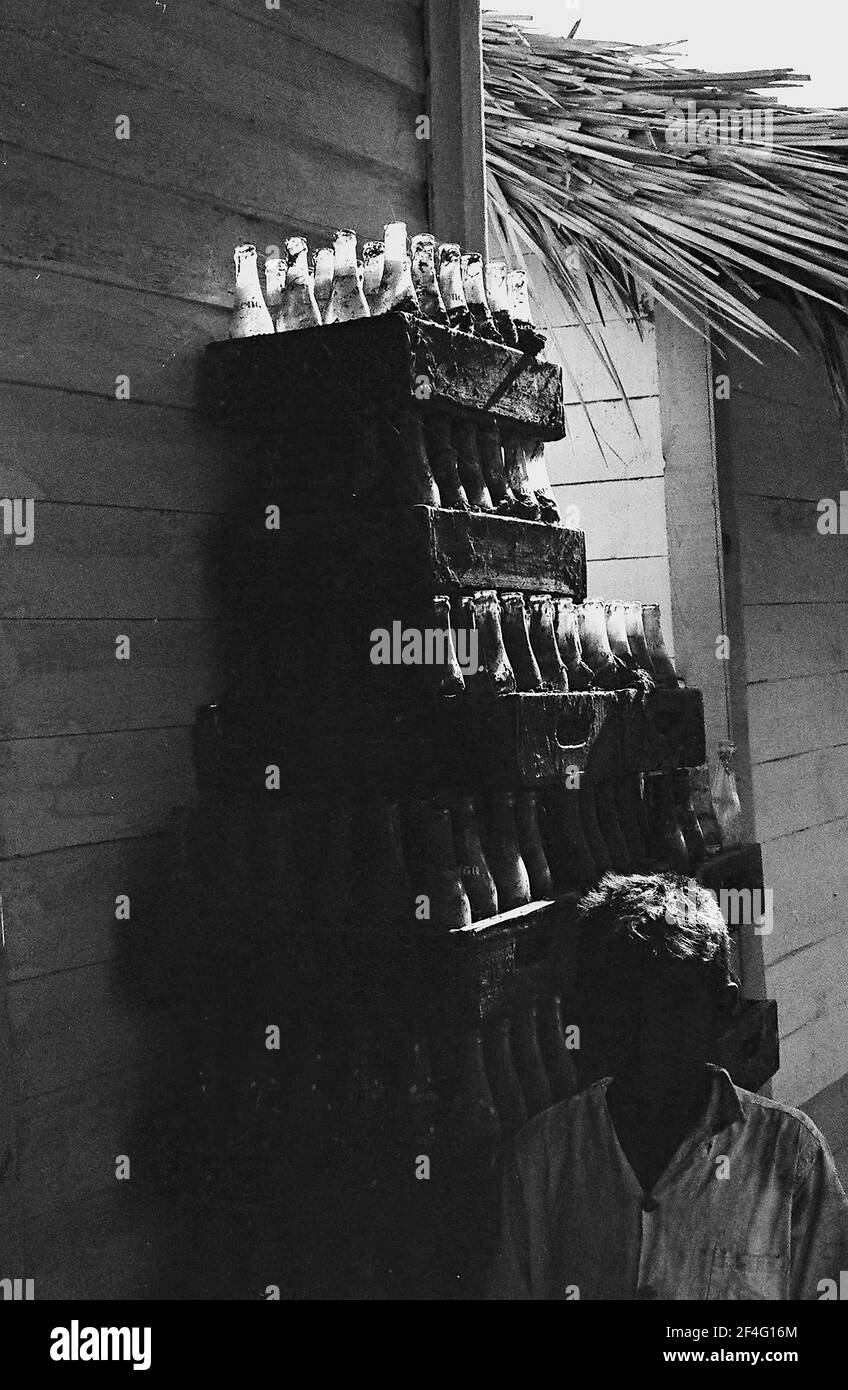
[594,1064,747,1135]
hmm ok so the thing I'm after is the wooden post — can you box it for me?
[424,0,488,255]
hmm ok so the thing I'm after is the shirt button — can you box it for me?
[635,1285,658,1300]
[641,1196,660,1213]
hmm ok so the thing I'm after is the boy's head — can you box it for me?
[572,873,739,1099]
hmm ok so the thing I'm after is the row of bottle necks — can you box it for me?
[229,225,544,354]
[408,590,678,697]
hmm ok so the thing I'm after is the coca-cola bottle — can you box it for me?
[485,260,519,347]
[312,246,335,320]
[576,600,625,690]
[460,591,516,696]
[623,601,656,679]
[324,229,370,323]
[711,742,744,848]
[264,256,286,320]
[452,418,494,510]
[374,222,420,316]
[672,769,706,869]
[451,796,498,920]
[515,790,554,899]
[410,803,473,930]
[539,993,578,1102]
[437,244,473,332]
[579,781,613,875]
[528,593,569,691]
[476,420,516,512]
[615,775,648,866]
[500,592,544,692]
[605,601,648,689]
[540,784,595,889]
[362,240,385,315]
[484,1018,527,1136]
[278,236,322,331]
[230,244,274,337]
[422,414,468,510]
[501,431,542,519]
[388,412,441,507]
[592,780,633,871]
[432,594,466,696]
[506,268,546,356]
[462,252,500,341]
[688,763,723,857]
[523,438,561,523]
[449,1030,500,1148]
[642,604,680,688]
[511,1002,553,1117]
[554,598,594,690]
[484,792,532,909]
[644,773,690,871]
[410,233,449,325]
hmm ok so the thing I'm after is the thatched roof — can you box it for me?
[483,12,848,413]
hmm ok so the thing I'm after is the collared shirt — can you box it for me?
[489,1065,848,1300]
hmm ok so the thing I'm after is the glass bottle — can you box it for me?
[485,260,519,347]
[515,790,554,899]
[410,804,473,930]
[389,411,441,507]
[528,593,569,691]
[688,763,723,857]
[484,1019,527,1136]
[432,594,466,697]
[511,1002,553,1117]
[277,236,322,331]
[615,775,648,866]
[592,780,633,871]
[711,742,744,848]
[437,243,473,332]
[362,240,385,315]
[540,784,595,889]
[539,993,578,1102]
[324,229,370,323]
[422,413,468,510]
[554,598,594,690]
[672,769,707,869]
[644,773,690,871]
[500,592,544,692]
[410,233,449,325]
[400,1037,438,1148]
[462,252,500,341]
[576,600,624,690]
[230,244,275,337]
[375,222,420,316]
[507,268,546,355]
[523,438,561,523]
[476,420,516,511]
[451,796,498,920]
[579,781,613,875]
[450,1030,501,1149]
[264,256,286,320]
[452,418,494,510]
[485,791,532,909]
[461,591,516,696]
[501,431,542,519]
[624,601,655,679]
[642,604,680,688]
[312,246,335,320]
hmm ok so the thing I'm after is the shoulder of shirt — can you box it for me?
[734,1086,832,1170]
[510,1081,607,1159]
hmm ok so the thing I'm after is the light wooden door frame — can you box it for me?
[423,0,487,254]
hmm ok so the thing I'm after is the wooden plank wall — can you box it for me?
[0,0,427,1296]
[715,300,848,1113]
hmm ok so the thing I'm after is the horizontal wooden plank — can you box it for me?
[744,602,848,683]
[0,261,223,407]
[0,620,227,739]
[551,318,658,405]
[766,930,848,1041]
[1,837,171,981]
[719,393,843,502]
[1,26,426,236]
[801,1072,848,1156]
[0,503,225,621]
[556,476,668,562]
[772,1002,848,1108]
[737,497,848,605]
[0,727,195,856]
[0,382,249,511]
[752,743,848,842]
[718,300,843,411]
[546,396,664,486]
[761,818,848,962]
[748,672,848,764]
[6,960,176,1098]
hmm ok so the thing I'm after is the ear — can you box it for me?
[723,979,741,1018]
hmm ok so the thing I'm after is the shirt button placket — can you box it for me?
[635,1196,661,1300]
